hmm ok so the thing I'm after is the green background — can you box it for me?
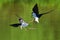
[0,0,60,40]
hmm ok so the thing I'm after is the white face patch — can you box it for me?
[35,17,39,23]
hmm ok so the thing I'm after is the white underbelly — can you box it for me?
[35,17,39,23]
[21,22,28,27]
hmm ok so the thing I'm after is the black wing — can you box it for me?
[38,9,55,18]
[33,4,39,14]
[10,23,21,27]
[42,8,55,15]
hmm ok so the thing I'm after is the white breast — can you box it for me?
[35,17,39,23]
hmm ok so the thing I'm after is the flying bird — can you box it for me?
[32,4,55,23]
[10,17,28,30]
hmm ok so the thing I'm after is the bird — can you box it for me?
[10,17,29,30]
[32,3,55,23]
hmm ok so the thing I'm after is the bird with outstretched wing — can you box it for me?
[32,4,55,18]
[32,3,57,23]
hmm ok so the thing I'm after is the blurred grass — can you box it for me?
[0,0,60,40]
